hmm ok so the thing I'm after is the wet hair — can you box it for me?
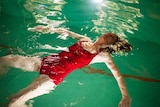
[103,36,132,54]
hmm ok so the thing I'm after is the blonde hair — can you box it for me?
[104,37,132,54]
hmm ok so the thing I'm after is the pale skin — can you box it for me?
[0,26,131,107]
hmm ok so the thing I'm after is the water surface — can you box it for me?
[0,0,160,107]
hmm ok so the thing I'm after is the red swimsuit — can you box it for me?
[40,41,97,85]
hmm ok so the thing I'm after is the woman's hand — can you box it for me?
[118,95,131,107]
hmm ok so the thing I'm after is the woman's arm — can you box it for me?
[28,25,91,41]
[102,52,131,107]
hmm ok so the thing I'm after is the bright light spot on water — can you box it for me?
[53,0,60,3]
[92,0,103,4]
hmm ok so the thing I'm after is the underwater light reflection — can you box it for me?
[92,0,103,4]
[91,0,143,37]
[24,0,66,27]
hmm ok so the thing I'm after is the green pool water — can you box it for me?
[0,0,160,107]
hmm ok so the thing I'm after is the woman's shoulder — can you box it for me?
[90,52,111,64]
[98,51,110,56]
[98,52,113,61]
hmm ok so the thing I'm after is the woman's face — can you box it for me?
[95,33,118,47]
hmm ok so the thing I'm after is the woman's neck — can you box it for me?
[81,42,98,54]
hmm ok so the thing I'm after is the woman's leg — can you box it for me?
[9,74,56,107]
[0,55,41,74]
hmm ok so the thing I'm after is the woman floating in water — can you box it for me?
[0,26,132,107]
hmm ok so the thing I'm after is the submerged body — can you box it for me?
[0,26,132,107]
[40,41,97,85]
